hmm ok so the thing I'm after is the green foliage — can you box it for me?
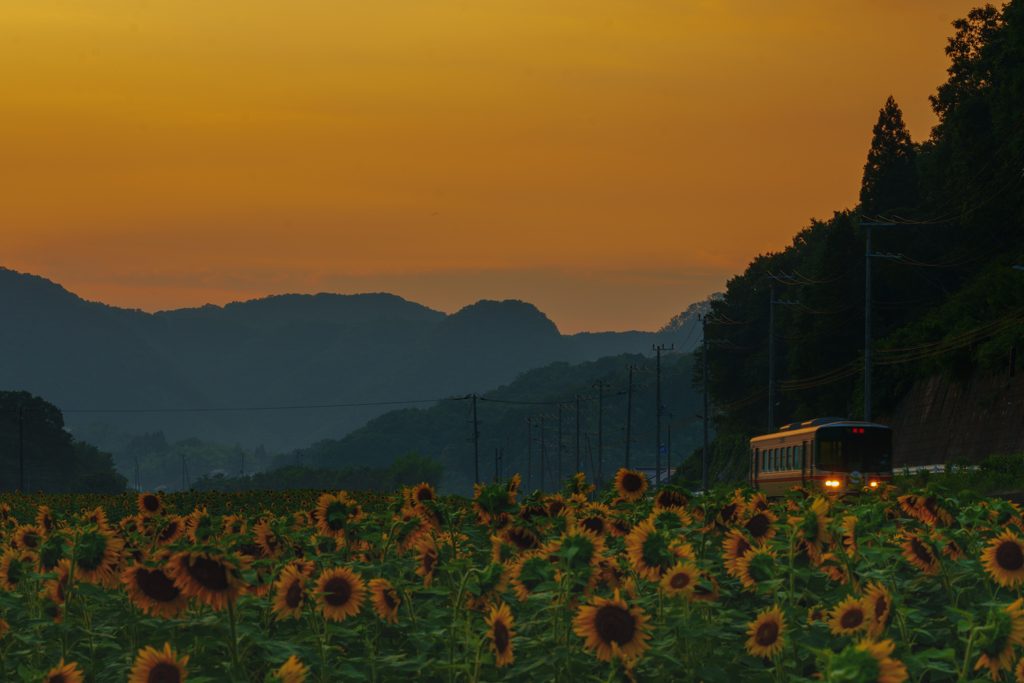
[698,3,1024,452]
[893,451,1024,495]
[0,391,124,493]
[191,451,443,493]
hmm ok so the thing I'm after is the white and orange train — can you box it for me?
[748,417,894,497]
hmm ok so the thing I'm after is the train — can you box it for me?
[748,417,893,496]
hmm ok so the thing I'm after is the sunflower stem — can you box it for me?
[957,625,977,683]
[226,598,241,680]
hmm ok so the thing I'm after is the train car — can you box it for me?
[748,417,893,496]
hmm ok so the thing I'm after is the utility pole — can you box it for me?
[653,344,673,490]
[574,395,581,475]
[506,435,510,480]
[494,447,499,483]
[472,395,480,485]
[594,380,610,490]
[701,315,709,491]
[540,415,546,492]
[557,404,563,489]
[526,415,533,490]
[625,365,634,470]
[18,407,24,493]
[667,421,672,484]
[862,223,897,422]
[766,275,798,431]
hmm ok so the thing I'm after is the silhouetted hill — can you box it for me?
[0,268,703,452]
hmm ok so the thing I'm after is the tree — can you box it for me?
[860,96,919,219]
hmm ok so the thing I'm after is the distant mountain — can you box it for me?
[0,267,715,453]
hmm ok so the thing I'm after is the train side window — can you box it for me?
[774,448,779,471]
[794,446,802,469]
[787,447,792,470]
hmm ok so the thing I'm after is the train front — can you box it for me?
[812,424,893,494]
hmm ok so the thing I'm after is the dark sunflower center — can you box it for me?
[147,662,181,683]
[719,504,738,523]
[383,588,398,611]
[21,533,39,549]
[422,549,438,573]
[755,620,779,646]
[159,523,180,542]
[581,517,605,535]
[137,568,180,603]
[493,620,510,652]
[186,556,230,591]
[874,594,888,621]
[622,473,643,493]
[745,514,770,538]
[996,541,1024,571]
[733,538,752,560]
[49,675,67,683]
[416,489,433,502]
[910,538,934,564]
[840,608,864,629]
[595,604,636,645]
[548,501,566,516]
[323,576,353,606]
[507,528,538,550]
[142,495,160,512]
[285,580,303,609]
[670,571,691,589]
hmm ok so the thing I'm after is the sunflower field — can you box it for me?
[3,471,1024,682]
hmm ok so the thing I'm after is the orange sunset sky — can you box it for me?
[0,0,980,334]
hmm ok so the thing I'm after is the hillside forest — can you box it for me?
[697,2,1024,479]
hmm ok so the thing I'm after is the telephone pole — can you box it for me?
[18,407,24,493]
[574,395,581,475]
[654,344,673,489]
[766,275,798,431]
[540,415,546,492]
[526,415,533,490]
[593,381,611,490]
[862,222,897,422]
[557,404,563,489]
[625,365,634,470]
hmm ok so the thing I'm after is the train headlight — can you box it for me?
[870,481,878,488]
[825,480,840,487]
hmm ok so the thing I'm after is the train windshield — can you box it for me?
[815,427,892,473]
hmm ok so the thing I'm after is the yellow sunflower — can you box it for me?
[734,546,778,592]
[572,589,652,663]
[0,548,33,591]
[502,525,540,552]
[788,497,831,562]
[577,504,612,537]
[128,642,189,683]
[745,491,770,514]
[653,488,689,510]
[745,605,786,659]
[864,582,893,637]
[827,594,871,636]
[314,492,356,539]
[35,506,56,534]
[900,533,940,575]
[13,524,45,553]
[314,566,366,622]
[413,535,440,587]
[122,554,190,619]
[168,551,246,611]
[156,516,186,546]
[253,519,285,559]
[982,530,1024,588]
[272,565,307,621]
[659,562,701,598]
[369,578,401,624]
[407,483,436,507]
[137,492,165,517]
[184,508,217,544]
[743,509,778,546]
[856,639,908,683]
[71,527,125,585]
[625,519,694,582]
[613,469,648,502]
[83,506,109,529]
[485,601,516,667]
[269,655,308,683]
[43,659,83,683]
[974,598,1024,681]
[839,515,858,557]
[220,515,247,537]
[721,529,755,577]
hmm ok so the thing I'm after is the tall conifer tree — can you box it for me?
[860,96,919,218]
